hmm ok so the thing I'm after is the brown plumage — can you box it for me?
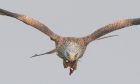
[0,8,140,75]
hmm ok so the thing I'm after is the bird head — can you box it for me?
[60,41,86,75]
[63,41,84,60]
[65,51,78,62]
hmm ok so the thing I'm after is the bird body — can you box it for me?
[54,37,87,75]
[0,8,140,75]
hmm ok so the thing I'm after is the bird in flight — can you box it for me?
[0,8,140,75]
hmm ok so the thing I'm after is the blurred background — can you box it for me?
[0,0,140,84]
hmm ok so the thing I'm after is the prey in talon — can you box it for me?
[63,59,77,75]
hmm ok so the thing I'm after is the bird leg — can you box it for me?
[31,49,56,58]
[63,60,68,68]
[96,35,118,40]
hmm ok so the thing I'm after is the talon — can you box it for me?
[69,68,74,75]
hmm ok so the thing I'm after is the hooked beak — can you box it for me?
[68,53,78,62]
[69,55,77,62]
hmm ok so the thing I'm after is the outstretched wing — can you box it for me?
[0,8,61,41]
[83,18,140,44]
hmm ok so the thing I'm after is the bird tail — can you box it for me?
[0,8,20,18]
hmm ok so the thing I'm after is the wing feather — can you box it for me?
[83,18,140,44]
[0,8,61,41]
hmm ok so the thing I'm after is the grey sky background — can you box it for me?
[0,0,140,84]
